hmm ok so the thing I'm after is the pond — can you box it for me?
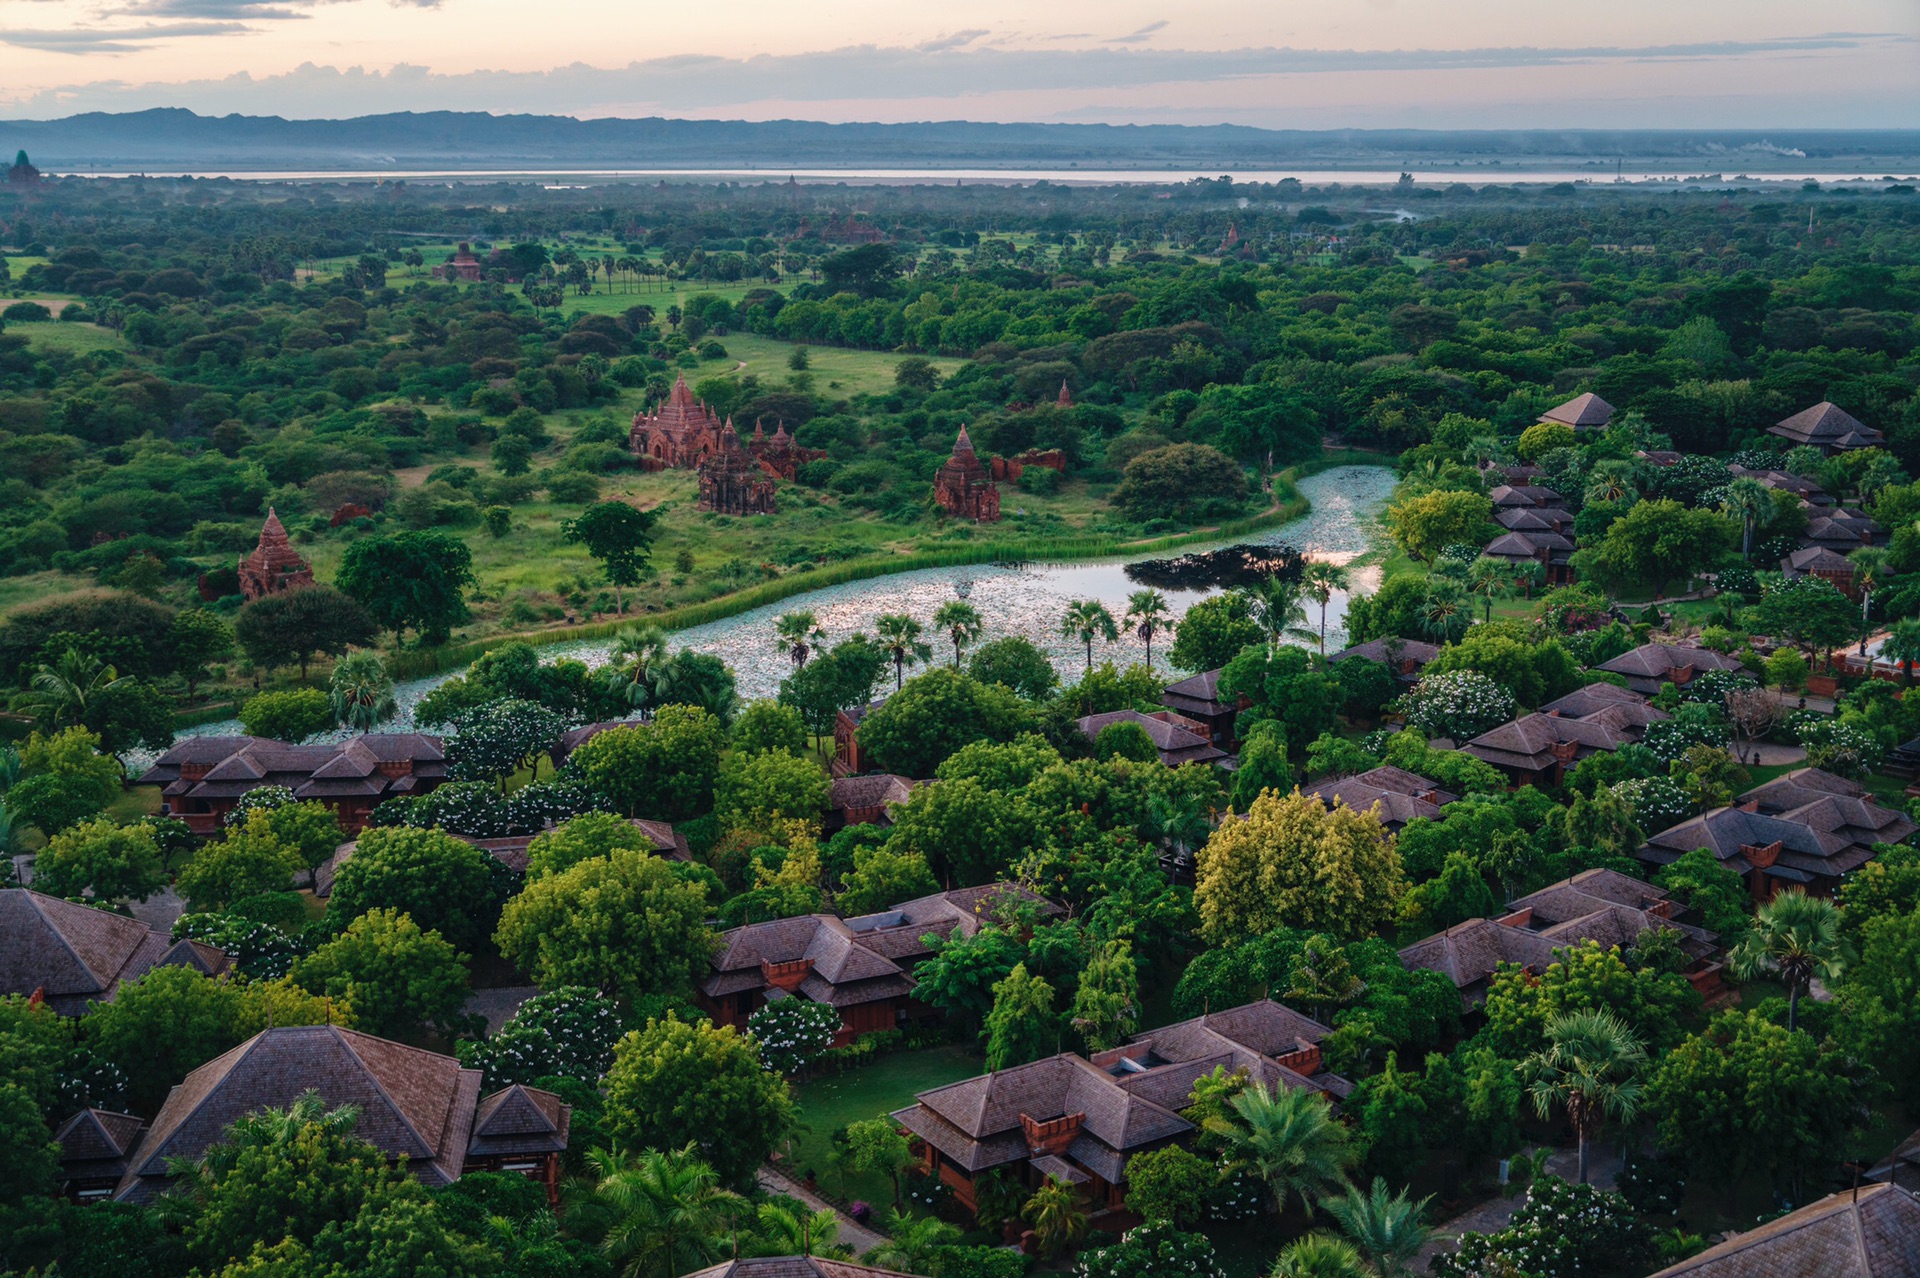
[166,464,1394,748]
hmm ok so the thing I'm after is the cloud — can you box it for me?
[1108,20,1167,44]
[0,20,247,52]
[915,29,988,53]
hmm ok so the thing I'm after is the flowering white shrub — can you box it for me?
[1790,713,1884,780]
[223,785,296,827]
[747,997,841,1075]
[1610,776,1691,833]
[457,985,626,1087]
[1431,1176,1652,1278]
[1397,670,1517,743]
[1076,1222,1226,1278]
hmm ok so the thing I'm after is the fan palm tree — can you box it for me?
[12,646,125,732]
[1728,890,1850,1032]
[875,614,932,691]
[775,611,825,670]
[1465,556,1521,623]
[1298,562,1351,655]
[862,1212,963,1272]
[599,624,670,712]
[933,600,984,667]
[1720,477,1774,560]
[1021,1176,1090,1260]
[1883,618,1920,687]
[1584,459,1638,506]
[1060,599,1120,674]
[572,1144,747,1278]
[1124,589,1174,669]
[1419,577,1472,644]
[1270,1234,1370,1278]
[1323,1177,1433,1278]
[1202,1081,1358,1217]
[1521,1010,1647,1185]
[327,652,397,734]
[1241,577,1314,655]
[1850,547,1891,654]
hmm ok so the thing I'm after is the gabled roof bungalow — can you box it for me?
[0,889,229,1015]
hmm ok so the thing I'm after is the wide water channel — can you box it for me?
[168,464,1394,747]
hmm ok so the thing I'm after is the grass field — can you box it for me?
[704,333,966,397]
[4,321,125,353]
[786,1044,981,1207]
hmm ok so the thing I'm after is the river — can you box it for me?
[164,464,1394,750]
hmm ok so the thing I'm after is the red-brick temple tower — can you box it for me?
[237,510,315,601]
[932,427,1001,523]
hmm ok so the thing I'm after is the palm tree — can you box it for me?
[776,611,825,670]
[1241,577,1313,655]
[572,1144,746,1278]
[1884,618,1920,687]
[1323,1177,1433,1278]
[1270,1235,1371,1278]
[932,600,984,668]
[599,625,670,712]
[12,646,125,733]
[875,614,932,691]
[1418,577,1471,644]
[1297,562,1350,655]
[862,1212,963,1273]
[1521,1010,1647,1185]
[1720,477,1774,560]
[1584,459,1637,506]
[1850,547,1890,655]
[1060,599,1120,674]
[1728,890,1850,1032]
[1124,589,1174,668]
[1202,1081,1358,1217]
[746,1203,849,1259]
[327,653,397,734]
[1021,1176,1090,1260]
[1466,556,1522,623]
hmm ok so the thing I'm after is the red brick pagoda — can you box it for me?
[236,510,314,601]
[630,372,728,469]
[932,427,1001,523]
[698,423,780,516]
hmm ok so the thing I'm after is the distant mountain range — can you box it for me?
[4,111,1919,175]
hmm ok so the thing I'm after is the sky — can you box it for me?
[0,0,1915,127]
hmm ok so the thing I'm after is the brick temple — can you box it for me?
[236,510,314,601]
[932,427,1001,522]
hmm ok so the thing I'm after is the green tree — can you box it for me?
[1021,1176,1091,1260]
[1195,788,1404,944]
[1113,443,1248,522]
[1271,1234,1370,1278]
[1124,1146,1217,1227]
[233,585,378,679]
[1298,562,1351,655]
[599,624,671,712]
[1070,938,1140,1051]
[1124,589,1175,667]
[1060,599,1120,675]
[933,600,985,668]
[571,1143,746,1278]
[1203,1081,1358,1216]
[327,653,397,734]
[1719,476,1774,560]
[563,501,659,615]
[326,824,499,952]
[1727,890,1848,1032]
[239,689,335,742]
[1653,847,1751,941]
[495,845,714,1008]
[875,613,934,691]
[601,1014,796,1187]
[968,635,1060,700]
[775,611,825,671]
[862,1213,964,1273]
[1521,1010,1646,1184]
[714,748,830,835]
[983,962,1062,1069]
[1229,720,1292,811]
[1169,592,1262,673]
[290,908,468,1038]
[911,925,1024,1031]
[732,700,808,756]
[835,843,938,915]
[1386,489,1495,563]
[1741,576,1858,662]
[843,1117,915,1208]
[171,608,235,701]
[31,816,167,903]
[1323,1177,1433,1278]
[524,810,656,881]
[177,810,305,910]
[336,530,477,645]
[0,1081,58,1264]
[856,669,1032,779]
[493,433,534,475]
[10,646,124,734]
[1574,499,1733,598]
[569,705,727,821]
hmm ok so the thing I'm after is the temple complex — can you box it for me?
[630,373,729,468]
[932,427,1002,522]
[697,424,780,516]
[236,510,314,601]
[435,242,483,282]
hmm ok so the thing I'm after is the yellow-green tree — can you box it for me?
[1194,789,1404,944]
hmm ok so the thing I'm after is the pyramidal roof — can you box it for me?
[1540,392,1615,428]
[952,426,977,457]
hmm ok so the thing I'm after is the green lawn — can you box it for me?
[702,332,966,398]
[5,321,124,353]
[787,1044,982,1206]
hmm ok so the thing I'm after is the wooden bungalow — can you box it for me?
[1074,709,1229,768]
[1159,668,1243,748]
[1647,1183,1919,1278]
[1305,765,1455,831]
[1768,401,1885,453]
[0,889,229,1015]
[137,734,449,834]
[1593,643,1747,698]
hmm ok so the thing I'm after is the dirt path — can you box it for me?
[757,1164,890,1256]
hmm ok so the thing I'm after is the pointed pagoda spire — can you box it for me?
[1056,380,1073,408]
[669,371,694,406]
[751,417,766,442]
[952,426,977,458]
[772,419,790,440]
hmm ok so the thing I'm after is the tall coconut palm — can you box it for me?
[1720,477,1774,561]
[1323,1177,1433,1278]
[862,1212,963,1272]
[12,646,125,733]
[1883,618,1920,687]
[599,624,670,712]
[1850,547,1891,655]
[572,1144,746,1278]
[1521,1009,1646,1185]
[1728,890,1850,1032]
[327,652,397,734]
[1242,577,1314,656]
[1270,1235,1371,1278]
[1465,556,1522,623]
[1202,1081,1358,1217]
[1298,562,1350,655]
[775,611,825,671]
[1060,599,1120,674]
[1419,577,1471,644]
[1125,589,1174,668]
[932,600,984,668]
[875,614,932,691]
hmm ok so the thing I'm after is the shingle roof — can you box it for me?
[1306,766,1456,829]
[55,1108,146,1184]
[0,890,230,1015]
[1647,1182,1920,1278]
[829,774,916,812]
[1462,712,1641,773]
[683,1258,918,1278]
[1484,530,1572,559]
[1539,392,1615,429]
[1075,710,1228,767]
[116,1025,483,1201]
[1596,643,1746,681]
[1769,401,1886,452]
[466,1084,571,1159]
[1162,669,1234,716]
[1538,683,1667,728]
[1327,638,1441,667]
[1804,509,1886,550]
[137,734,446,805]
[1488,485,1567,508]
[1785,545,1860,575]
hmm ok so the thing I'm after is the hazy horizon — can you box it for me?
[0,1,1914,130]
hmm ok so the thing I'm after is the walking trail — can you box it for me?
[757,1164,891,1256]
[1417,1145,1624,1270]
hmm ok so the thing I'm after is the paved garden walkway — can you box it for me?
[757,1164,891,1256]
[1417,1145,1624,1270]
